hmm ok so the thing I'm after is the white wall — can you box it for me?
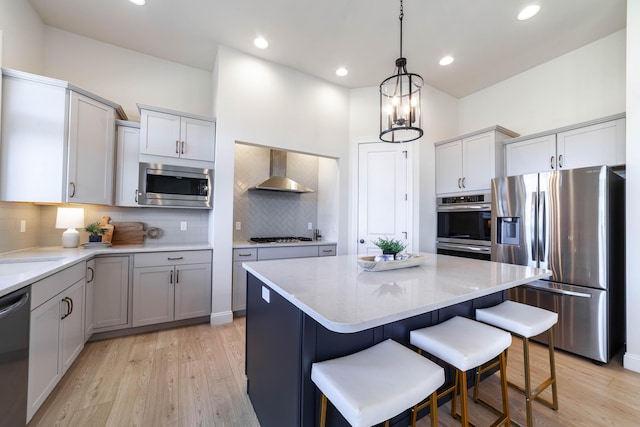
[624,1,640,374]
[348,84,459,254]
[459,30,626,136]
[211,46,350,324]
[42,27,212,122]
[0,0,44,73]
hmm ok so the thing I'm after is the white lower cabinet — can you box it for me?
[28,263,85,422]
[132,251,212,327]
[93,256,131,332]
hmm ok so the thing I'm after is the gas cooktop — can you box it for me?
[249,237,313,244]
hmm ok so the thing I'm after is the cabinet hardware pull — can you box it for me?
[61,297,71,319]
[69,182,76,198]
[176,270,180,284]
[168,257,184,260]
[69,297,73,316]
[181,141,185,154]
[550,155,555,169]
[176,140,179,154]
[87,266,95,283]
[322,249,332,253]
[457,178,462,188]
[239,253,253,257]
[170,270,174,284]
[461,177,466,188]
[558,154,563,168]
[135,189,138,203]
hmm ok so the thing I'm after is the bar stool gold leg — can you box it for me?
[319,393,327,427]
[548,328,559,410]
[499,351,510,426]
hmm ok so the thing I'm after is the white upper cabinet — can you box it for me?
[138,104,215,163]
[504,114,625,176]
[115,121,141,207]
[435,126,519,196]
[0,69,122,204]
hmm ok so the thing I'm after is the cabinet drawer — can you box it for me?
[31,262,86,309]
[134,250,212,267]
[257,245,319,261]
[233,248,258,262]
[318,245,336,257]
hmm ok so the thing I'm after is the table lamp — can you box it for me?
[55,207,85,248]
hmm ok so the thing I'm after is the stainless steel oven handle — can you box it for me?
[522,283,592,298]
[437,242,490,253]
[437,204,491,212]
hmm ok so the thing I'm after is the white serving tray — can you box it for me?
[357,254,426,272]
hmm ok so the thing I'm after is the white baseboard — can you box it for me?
[210,310,233,325]
[623,351,640,373]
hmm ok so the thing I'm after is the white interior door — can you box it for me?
[357,143,410,255]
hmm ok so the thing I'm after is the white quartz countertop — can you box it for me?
[243,253,551,333]
[0,243,212,298]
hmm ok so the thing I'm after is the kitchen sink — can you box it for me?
[0,257,65,276]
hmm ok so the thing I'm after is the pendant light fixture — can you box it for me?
[379,0,424,143]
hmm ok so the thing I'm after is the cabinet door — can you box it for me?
[94,256,130,330]
[132,266,174,327]
[67,91,116,205]
[505,134,557,176]
[115,125,141,207]
[557,118,626,170]
[174,263,212,320]
[140,109,181,158]
[462,131,495,192]
[233,261,248,312]
[85,259,95,342]
[60,279,85,373]
[435,140,463,195]
[28,296,63,422]
[180,116,215,161]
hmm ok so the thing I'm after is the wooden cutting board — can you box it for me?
[111,222,159,245]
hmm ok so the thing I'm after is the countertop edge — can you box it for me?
[0,243,213,298]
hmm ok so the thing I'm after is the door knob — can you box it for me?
[359,239,365,244]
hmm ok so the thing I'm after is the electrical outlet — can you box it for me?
[308,222,313,230]
[180,221,187,231]
[20,220,26,233]
[235,221,241,230]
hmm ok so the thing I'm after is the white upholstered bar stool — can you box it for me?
[475,300,559,427]
[410,316,512,427]
[310,339,445,427]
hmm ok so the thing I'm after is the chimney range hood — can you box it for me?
[249,150,315,193]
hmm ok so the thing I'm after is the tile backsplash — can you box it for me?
[233,143,318,241]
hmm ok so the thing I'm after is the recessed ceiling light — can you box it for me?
[336,67,348,77]
[439,56,454,66]
[254,37,269,49]
[517,5,540,21]
[129,0,146,5]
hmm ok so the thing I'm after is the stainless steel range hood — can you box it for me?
[249,150,315,193]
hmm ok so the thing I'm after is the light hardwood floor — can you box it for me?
[28,317,640,427]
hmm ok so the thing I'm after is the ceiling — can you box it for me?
[27,0,626,98]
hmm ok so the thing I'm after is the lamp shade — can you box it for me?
[56,207,84,248]
[55,207,84,229]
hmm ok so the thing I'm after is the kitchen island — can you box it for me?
[242,253,551,427]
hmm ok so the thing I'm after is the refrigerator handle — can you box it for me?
[522,283,592,298]
[530,191,537,261]
[539,190,546,262]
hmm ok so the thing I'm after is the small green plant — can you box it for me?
[84,222,106,236]
[372,237,407,255]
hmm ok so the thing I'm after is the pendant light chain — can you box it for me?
[399,0,404,60]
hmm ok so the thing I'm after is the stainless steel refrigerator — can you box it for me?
[492,165,625,363]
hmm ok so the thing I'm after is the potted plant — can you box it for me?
[84,222,107,243]
[372,237,407,260]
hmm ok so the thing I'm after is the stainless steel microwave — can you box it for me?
[138,162,212,209]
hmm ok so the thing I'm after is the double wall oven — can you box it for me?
[436,193,491,260]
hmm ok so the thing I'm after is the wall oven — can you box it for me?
[436,193,491,260]
[138,162,212,208]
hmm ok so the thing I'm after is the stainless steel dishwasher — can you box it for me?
[0,286,30,427]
